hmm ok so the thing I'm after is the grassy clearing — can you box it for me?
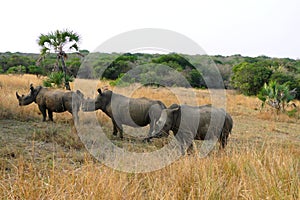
[0,74,299,199]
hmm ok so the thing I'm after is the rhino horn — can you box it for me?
[16,92,21,99]
[30,84,34,92]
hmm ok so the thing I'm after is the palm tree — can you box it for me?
[37,29,81,90]
[258,80,296,114]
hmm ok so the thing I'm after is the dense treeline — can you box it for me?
[0,51,89,77]
[1,51,299,99]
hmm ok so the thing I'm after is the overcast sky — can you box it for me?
[1,0,299,58]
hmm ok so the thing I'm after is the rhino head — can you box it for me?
[16,84,41,106]
[82,88,112,112]
[150,104,181,138]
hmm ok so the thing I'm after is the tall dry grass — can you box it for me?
[1,143,299,199]
[0,74,299,199]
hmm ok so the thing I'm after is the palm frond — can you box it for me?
[69,43,79,51]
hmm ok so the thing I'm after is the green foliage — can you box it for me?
[66,57,81,77]
[1,52,300,97]
[103,60,132,79]
[38,29,81,90]
[258,81,296,112]
[38,29,80,57]
[188,69,205,88]
[6,55,34,70]
[109,73,134,87]
[6,65,26,74]
[286,109,298,118]
[152,54,193,68]
[231,62,272,95]
[43,72,74,88]
[114,53,138,63]
[152,53,193,71]
[270,71,300,100]
[103,53,140,79]
[27,65,44,75]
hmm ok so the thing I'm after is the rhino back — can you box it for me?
[131,99,166,126]
[109,96,161,127]
[177,105,202,134]
[174,105,226,140]
[36,89,72,113]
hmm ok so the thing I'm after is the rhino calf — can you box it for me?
[16,84,84,122]
[82,88,166,139]
[147,104,233,154]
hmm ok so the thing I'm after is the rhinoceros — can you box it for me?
[146,104,233,153]
[16,84,84,122]
[82,88,167,139]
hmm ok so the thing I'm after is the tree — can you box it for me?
[37,29,81,90]
[231,62,272,95]
[188,69,206,88]
[258,81,296,113]
[6,65,26,74]
[28,65,44,76]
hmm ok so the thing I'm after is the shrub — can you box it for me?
[28,65,44,76]
[43,72,74,88]
[231,62,272,95]
[6,65,26,74]
[258,80,296,113]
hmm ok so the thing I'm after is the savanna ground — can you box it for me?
[0,74,299,199]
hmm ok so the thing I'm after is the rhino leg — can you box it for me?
[219,131,228,149]
[112,119,123,139]
[69,109,79,124]
[187,143,195,155]
[73,111,79,124]
[38,105,47,122]
[148,119,155,137]
[119,127,124,139]
[48,110,53,121]
[112,120,118,136]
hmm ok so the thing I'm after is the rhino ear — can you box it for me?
[97,88,102,95]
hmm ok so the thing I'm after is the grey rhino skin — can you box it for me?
[16,84,84,122]
[148,104,233,153]
[82,88,167,139]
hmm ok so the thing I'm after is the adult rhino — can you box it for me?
[146,104,233,154]
[16,84,84,122]
[82,88,167,139]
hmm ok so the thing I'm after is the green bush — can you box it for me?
[109,73,133,87]
[43,72,74,88]
[188,69,206,88]
[6,65,26,74]
[28,65,44,75]
[270,72,300,100]
[231,62,272,95]
[258,80,296,112]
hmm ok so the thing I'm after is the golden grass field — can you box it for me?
[0,74,299,199]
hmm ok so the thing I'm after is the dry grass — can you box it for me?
[0,74,299,199]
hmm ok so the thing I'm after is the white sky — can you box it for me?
[1,0,299,58]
